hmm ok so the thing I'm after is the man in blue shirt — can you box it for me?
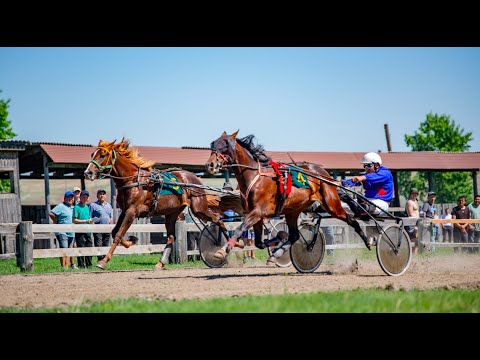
[340,152,394,217]
[49,191,76,269]
[89,189,114,261]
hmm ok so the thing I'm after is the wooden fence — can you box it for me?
[1,217,479,272]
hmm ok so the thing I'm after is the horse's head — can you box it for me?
[206,130,239,174]
[84,139,118,180]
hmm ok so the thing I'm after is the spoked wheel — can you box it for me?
[376,224,412,276]
[268,220,291,268]
[290,224,325,273]
[199,224,228,268]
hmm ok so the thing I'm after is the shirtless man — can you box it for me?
[405,188,420,253]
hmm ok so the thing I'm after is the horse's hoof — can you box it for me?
[120,239,133,248]
[214,249,227,260]
[255,242,266,250]
[96,261,106,270]
[128,235,139,245]
[154,262,165,271]
[266,256,277,266]
[235,239,245,248]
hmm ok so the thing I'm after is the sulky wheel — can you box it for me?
[290,223,325,273]
[199,224,228,268]
[376,223,412,276]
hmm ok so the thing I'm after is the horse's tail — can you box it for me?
[207,194,221,210]
[207,194,245,216]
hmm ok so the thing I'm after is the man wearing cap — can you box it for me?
[420,191,438,249]
[89,189,114,261]
[49,191,76,269]
[73,190,93,267]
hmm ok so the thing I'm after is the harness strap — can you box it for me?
[240,173,260,213]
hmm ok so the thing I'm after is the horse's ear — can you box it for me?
[231,129,239,139]
[222,131,227,136]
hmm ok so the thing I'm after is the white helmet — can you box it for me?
[362,152,382,165]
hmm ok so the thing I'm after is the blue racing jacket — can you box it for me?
[341,166,394,202]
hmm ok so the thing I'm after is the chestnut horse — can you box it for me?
[84,139,228,270]
[205,130,371,263]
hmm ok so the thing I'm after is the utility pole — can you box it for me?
[384,123,400,207]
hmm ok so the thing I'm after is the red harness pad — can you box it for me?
[269,160,292,196]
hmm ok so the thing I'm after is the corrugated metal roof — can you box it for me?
[38,143,480,171]
[0,140,27,151]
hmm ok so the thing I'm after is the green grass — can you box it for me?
[2,288,478,313]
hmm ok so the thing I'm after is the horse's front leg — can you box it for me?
[214,210,263,260]
[96,208,137,270]
[154,213,179,270]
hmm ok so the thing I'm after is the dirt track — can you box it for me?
[1,254,479,309]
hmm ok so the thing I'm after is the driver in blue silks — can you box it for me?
[340,152,394,217]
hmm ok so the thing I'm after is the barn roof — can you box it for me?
[37,143,480,172]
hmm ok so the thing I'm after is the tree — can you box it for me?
[400,112,474,203]
[0,90,16,140]
[0,90,17,192]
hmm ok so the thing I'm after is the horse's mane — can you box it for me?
[98,139,156,170]
[237,135,271,166]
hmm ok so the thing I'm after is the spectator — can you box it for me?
[452,196,474,254]
[73,190,93,267]
[405,188,420,253]
[49,191,76,270]
[420,191,437,247]
[73,186,82,205]
[89,189,113,261]
[420,191,436,219]
[467,194,480,254]
[441,208,453,243]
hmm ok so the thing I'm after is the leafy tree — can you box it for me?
[0,90,16,140]
[400,112,474,204]
[0,90,17,192]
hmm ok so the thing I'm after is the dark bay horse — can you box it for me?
[205,130,371,262]
[84,139,228,270]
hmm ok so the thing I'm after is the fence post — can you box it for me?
[418,218,431,253]
[172,220,187,263]
[17,221,34,272]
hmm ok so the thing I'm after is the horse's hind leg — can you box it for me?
[319,184,371,250]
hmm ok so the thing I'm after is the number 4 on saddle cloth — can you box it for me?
[269,161,310,214]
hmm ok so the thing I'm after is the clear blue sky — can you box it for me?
[1,47,479,152]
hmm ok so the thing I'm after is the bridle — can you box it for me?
[89,148,117,178]
[210,137,236,168]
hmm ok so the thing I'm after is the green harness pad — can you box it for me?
[290,169,310,189]
[159,172,184,195]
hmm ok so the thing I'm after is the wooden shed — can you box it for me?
[0,140,26,254]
